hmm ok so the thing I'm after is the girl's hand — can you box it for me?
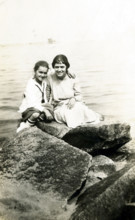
[43,109,54,121]
[67,97,76,109]
[41,103,54,110]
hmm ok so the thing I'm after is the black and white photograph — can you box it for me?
[0,0,135,219]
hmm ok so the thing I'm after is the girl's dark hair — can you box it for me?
[34,60,49,72]
[52,54,70,69]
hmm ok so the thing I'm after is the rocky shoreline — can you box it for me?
[0,120,135,220]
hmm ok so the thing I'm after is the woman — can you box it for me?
[48,54,103,128]
[17,60,54,133]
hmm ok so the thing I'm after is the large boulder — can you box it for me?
[36,121,70,138]
[36,121,131,157]
[70,163,135,220]
[123,138,135,155]
[84,155,116,189]
[0,126,92,201]
[0,178,76,220]
[90,155,116,175]
[62,123,131,155]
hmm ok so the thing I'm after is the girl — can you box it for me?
[17,60,54,133]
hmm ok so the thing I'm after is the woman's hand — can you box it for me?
[67,97,76,109]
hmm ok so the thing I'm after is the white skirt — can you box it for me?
[54,102,101,128]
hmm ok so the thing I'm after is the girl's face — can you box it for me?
[54,63,67,79]
[34,66,48,84]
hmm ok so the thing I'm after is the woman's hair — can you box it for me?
[52,54,70,69]
[34,60,49,72]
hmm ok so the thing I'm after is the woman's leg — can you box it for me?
[54,102,103,128]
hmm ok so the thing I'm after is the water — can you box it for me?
[0,40,135,138]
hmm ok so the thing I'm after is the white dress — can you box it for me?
[48,73,100,128]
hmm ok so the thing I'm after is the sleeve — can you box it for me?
[25,80,44,111]
[46,79,52,103]
[73,77,82,101]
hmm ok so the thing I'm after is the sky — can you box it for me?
[0,0,135,44]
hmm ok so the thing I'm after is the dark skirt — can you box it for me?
[17,107,40,127]
[17,104,54,127]
[22,107,41,122]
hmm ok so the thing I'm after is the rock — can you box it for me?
[36,121,131,156]
[0,137,10,171]
[36,121,70,138]
[0,121,133,219]
[109,138,135,171]
[120,203,135,220]
[91,155,116,174]
[0,126,92,201]
[0,136,10,148]
[123,138,135,155]
[62,123,131,155]
[0,178,76,220]
[84,155,116,188]
[70,163,135,220]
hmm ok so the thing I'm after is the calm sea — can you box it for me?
[0,40,135,138]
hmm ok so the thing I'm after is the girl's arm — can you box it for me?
[46,79,53,104]
[67,71,76,79]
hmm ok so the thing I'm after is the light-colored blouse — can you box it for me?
[48,73,82,106]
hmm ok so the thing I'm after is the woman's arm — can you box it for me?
[67,77,82,109]
[73,77,82,101]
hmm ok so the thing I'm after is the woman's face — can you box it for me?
[54,63,67,79]
[34,66,48,84]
